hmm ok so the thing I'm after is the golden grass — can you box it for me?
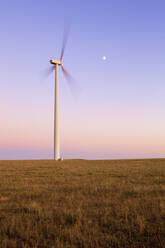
[0,159,165,248]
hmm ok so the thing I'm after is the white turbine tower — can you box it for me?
[49,26,74,160]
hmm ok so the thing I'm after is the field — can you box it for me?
[0,159,165,248]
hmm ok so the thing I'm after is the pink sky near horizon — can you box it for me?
[1,102,165,159]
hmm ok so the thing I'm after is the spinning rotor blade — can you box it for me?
[43,65,55,78]
[61,65,80,96]
[60,23,70,62]
[61,65,74,82]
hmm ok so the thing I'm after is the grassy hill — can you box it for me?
[0,159,165,248]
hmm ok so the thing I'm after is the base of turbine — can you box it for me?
[55,157,63,161]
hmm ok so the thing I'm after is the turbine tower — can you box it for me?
[50,59,61,160]
[49,26,74,160]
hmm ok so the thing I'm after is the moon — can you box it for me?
[102,56,107,61]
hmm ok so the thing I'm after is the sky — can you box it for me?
[0,0,165,160]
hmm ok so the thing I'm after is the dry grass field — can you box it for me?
[0,159,165,248]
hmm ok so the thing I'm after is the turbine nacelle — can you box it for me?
[50,59,62,65]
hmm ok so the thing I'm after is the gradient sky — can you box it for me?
[0,0,165,159]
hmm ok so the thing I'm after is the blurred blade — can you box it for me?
[61,65,81,98]
[61,65,74,82]
[60,22,71,61]
[43,66,55,78]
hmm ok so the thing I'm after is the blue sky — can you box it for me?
[0,0,165,159]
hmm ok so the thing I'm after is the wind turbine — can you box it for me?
[49,26,74,160]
